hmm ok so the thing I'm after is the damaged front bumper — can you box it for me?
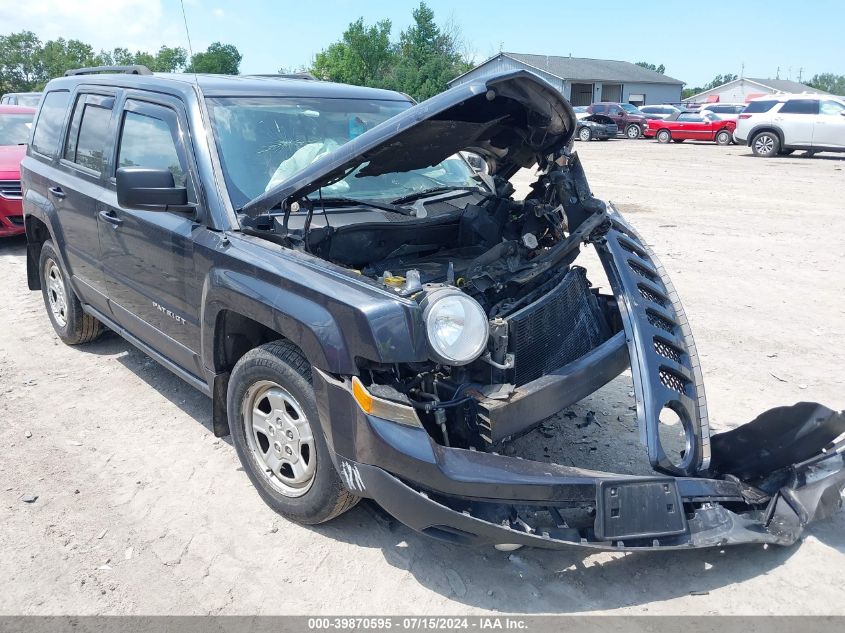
[313,202,844,551]
[316,367,845,550]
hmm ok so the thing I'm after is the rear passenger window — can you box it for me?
[64,95,114,173]
[117,110,186,187]
[744,100,777,113]
[31,91,70,157]
[779,99,819,115]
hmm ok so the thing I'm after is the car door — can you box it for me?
[812,100,845,149]
[607,105,626,130]
[673,113,702,139]
[98,94,205,378]
[53,90,118,312]
[774,99,818,146]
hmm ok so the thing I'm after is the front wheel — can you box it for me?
[626,124,642,139]
[656,129,671,144]
[751,131,780,157]
[38,240,102,345]
[578,126,592,142]
[715,129,733,146]
[227,340,358,525]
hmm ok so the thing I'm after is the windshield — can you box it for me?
[0,113,33,146]
[207,96,480,209]
[621,103,642,114]
[16,95,41,108]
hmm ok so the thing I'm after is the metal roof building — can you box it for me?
[683,77,831,104]
[447,52,684,106]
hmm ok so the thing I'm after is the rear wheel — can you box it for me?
[751,131,780,157]
[227,340,358,524]
[626,124,642,139]
[656,129,671,144]
[715,129,733,146]
[578,126,592,142]
[38,241,102,345]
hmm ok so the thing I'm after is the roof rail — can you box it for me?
[246,72,318,81]
[64,65,153,77]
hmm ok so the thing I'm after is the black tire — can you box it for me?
[751,131,780,157]
[715,129,733,146]
[656,129,671,144]
[227,340,358,525]
[672,139,686,143]
[39,240,102,345]
[625,124,642,139]
[578,126,592,142]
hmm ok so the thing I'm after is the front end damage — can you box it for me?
[245,70,845,550]
[310,152,845,549]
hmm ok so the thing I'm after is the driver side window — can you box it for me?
[116,105,187,189]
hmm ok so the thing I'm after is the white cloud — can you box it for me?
[0,0,188,54]
[212,7,224,18]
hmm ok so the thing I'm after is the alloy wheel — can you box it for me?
[754,134,775,156]
[45,259,68,327]
[242,380,317,497]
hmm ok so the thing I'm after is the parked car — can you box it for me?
[587,102,649,139]
[575,113,618,141]
[1,92,42,107]
[21,66,845,552]
[0,104,36,237]
[698,103,746,121]
[639,104,682,120]
[734,94,845,157]
[646,111,736,145]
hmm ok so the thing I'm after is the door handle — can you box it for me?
[99,209,123,227]
[48,186,66,200]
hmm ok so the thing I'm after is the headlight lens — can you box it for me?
[423,290,489,365]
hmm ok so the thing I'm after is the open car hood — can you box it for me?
[240,70,577,217]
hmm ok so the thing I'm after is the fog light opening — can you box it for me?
[658,404,692,468]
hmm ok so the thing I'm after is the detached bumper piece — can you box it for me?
[358,404,844,550]
[316,368,845,551]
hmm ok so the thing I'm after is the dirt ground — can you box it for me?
[1,139,844,615]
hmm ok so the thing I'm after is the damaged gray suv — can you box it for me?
[22,66,845,551]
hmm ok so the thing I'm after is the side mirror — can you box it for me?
[116,167,193,212]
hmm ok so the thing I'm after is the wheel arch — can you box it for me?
[24,215,51,290]
[746,125,784,148]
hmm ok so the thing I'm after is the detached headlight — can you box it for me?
[421,288,489,365]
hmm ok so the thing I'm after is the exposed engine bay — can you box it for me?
[244,152,623,454]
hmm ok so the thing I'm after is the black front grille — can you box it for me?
[507,268,611,386]
[0,180,22,199]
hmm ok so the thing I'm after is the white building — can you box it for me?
[683,77,830,104]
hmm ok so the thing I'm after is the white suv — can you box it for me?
[734,94,845,157]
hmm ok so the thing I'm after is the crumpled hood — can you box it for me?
[0,144,25,177]
[241,70,577,217]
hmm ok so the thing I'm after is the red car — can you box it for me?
[645,111,736,145]
[0,104,36,237]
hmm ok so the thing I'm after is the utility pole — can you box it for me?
[740,62,745,78]
[798,67,803,82]
[776,66,780,79]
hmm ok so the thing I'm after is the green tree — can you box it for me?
[391,2,471,100]
[807,73,845,94]
[635,61,666,74]
[0,31,43,93]
[186,42,242,74]
[312,17,394,87]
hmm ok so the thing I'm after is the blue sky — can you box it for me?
[1,0,842,87]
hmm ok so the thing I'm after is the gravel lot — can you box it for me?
[1,139,844,615]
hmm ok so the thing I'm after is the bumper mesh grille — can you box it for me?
[507,268,611,386]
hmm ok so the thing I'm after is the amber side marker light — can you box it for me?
[351,376,423,428]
